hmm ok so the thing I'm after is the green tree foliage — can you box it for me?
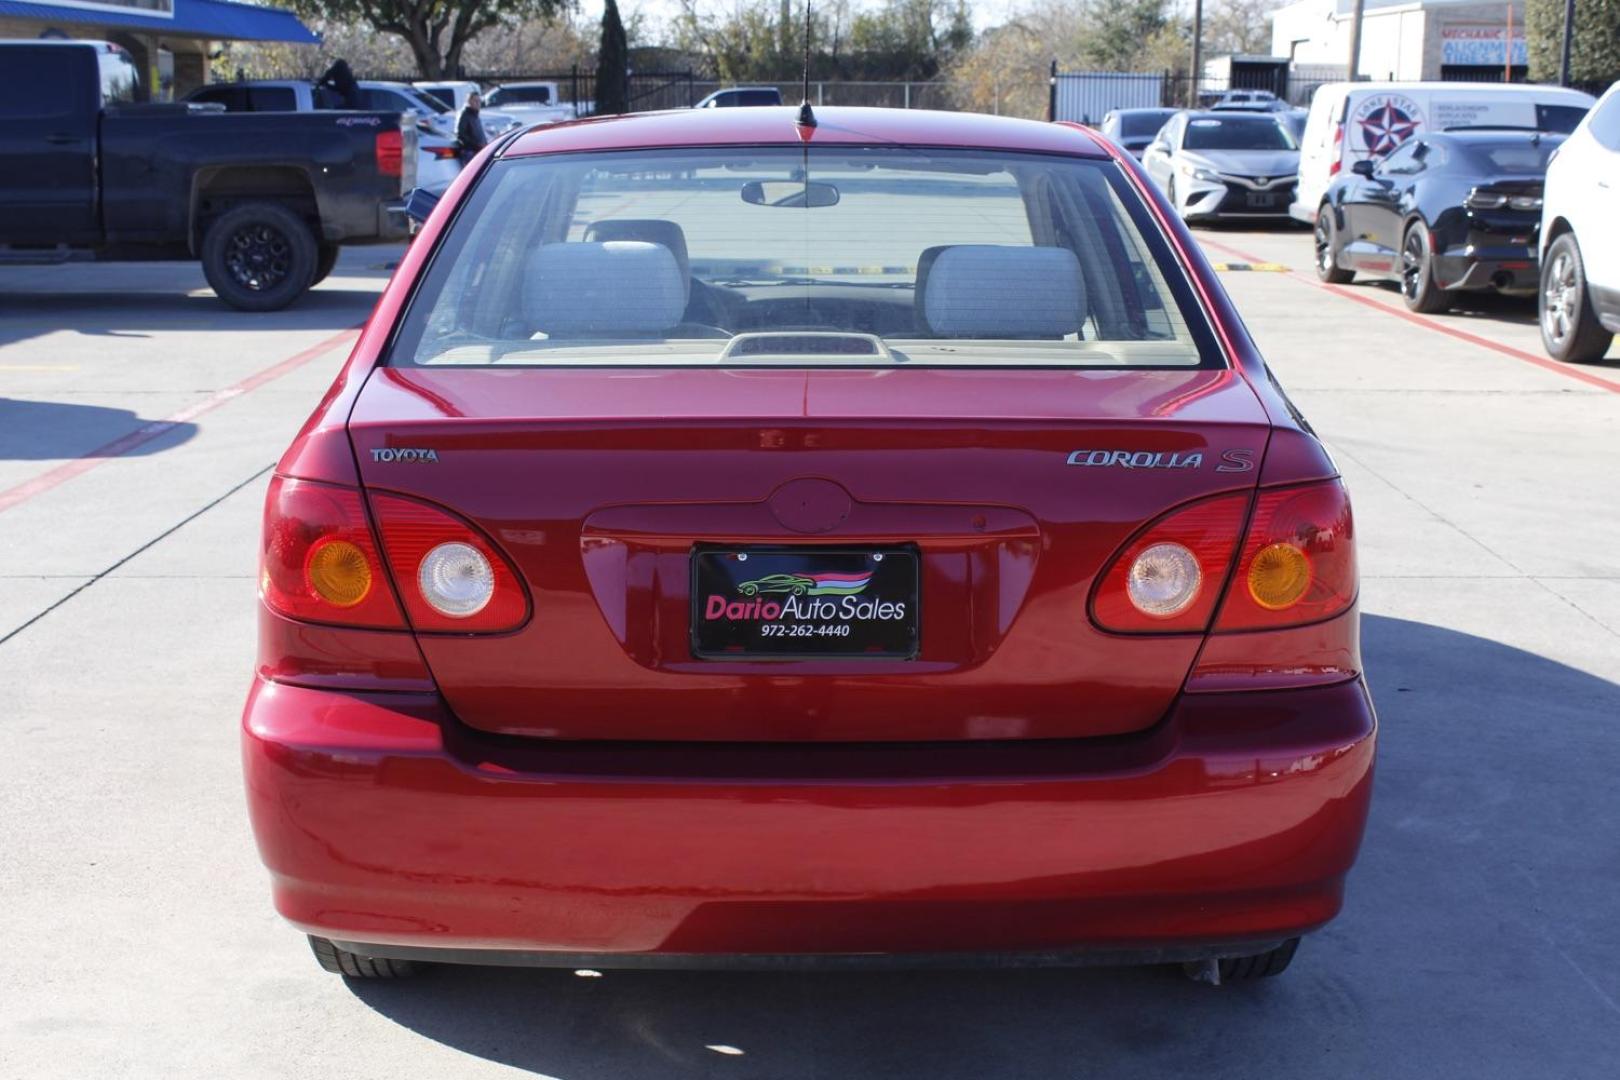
[673,0,972,81]
[1075,0,1175,71]
[1526,0,1620,86]
[596,0,630,113]
[281,0,568,78]
[948,0,1189,118]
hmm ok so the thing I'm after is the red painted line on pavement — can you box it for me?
[0,325,361,515]
[1198,235,1620,395]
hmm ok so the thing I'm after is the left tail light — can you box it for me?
[1466,187,1542,212]
[260,477,406,629]
[427,145,460,160]
[375,130,404,177]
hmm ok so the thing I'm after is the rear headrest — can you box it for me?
[915,245,1085,338]
[584,219,691,297]
[526,241,686,337]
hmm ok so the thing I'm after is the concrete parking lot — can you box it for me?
[2,234,1617,1079]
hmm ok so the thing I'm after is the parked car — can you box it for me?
[1099,106,1179,159]
[1539,81,1620,362]
[695,86,784,108]
[411,79,523,138]
[1209,89,1289,112]
[1314,130,1562,312]
[185,79,463,190]
[483,81,583,124]
[1292,81,1595,224]
[1141,111,1299,223]
[244,105,1374,984]
[2,39,413,310]
[1280,107,1308,142]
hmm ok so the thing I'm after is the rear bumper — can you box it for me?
[242,677,1376,961]
[1435,243,1539,293]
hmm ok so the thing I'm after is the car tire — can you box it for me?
[1400,222,1450,314]
[201,201,318,312]
[1314,206,1353,284]
[1166,177,1181,219]
[312,244,340,287]
[308,936,416,978]
[1182,938,1300,983]
[1540,233,1614,363]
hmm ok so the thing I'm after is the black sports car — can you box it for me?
[1313,130,1564,313]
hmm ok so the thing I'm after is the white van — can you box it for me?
[1291,81,1596,223]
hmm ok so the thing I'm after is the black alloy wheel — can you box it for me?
[200,201,318,312]
[1314,206,1353,284]
[1400,222,1449,314]
[225,223,293,293]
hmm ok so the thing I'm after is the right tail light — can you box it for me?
[1091,478,1355,635]
[1213,479,1355,632]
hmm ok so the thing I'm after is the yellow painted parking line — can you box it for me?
[1211,262,1291,273]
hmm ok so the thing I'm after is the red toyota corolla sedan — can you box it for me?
[243,106,1374,984]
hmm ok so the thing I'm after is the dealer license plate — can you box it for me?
[1246,191,1278,208]
[691,547,919,659]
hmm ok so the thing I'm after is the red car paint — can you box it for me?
[244,107,1375,968]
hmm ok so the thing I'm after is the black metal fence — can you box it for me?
[363,67,696,115]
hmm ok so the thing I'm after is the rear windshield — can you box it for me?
[1459,137,1563,173]
[1536,103,1588,133]
[490,86,550,105]
[1184,115,1296,151]
[391,146,1214,369]
[1117,112,1173,138]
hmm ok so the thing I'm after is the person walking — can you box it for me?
[456,91,488,165]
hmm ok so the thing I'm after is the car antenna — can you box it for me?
[797,2,816,127]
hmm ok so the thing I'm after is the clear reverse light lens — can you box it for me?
[418,541,494,617]
[1126,542,1202,618]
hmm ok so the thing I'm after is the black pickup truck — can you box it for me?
[0,40,416,310]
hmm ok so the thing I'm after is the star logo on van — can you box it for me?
[1358,102,1418,155]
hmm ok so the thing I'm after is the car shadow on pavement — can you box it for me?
[0,398,196,459]
[0,289,383,350]
[1360,279,1541,327]
[345,613,1620,1079]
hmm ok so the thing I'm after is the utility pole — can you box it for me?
[1347,0,1365,80]
[1190,0,1204,108]
[1559,0,1577,86]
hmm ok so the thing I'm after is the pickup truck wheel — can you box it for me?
[308,936,416,978]
[1540,233,1614,363]
[202,202,317,312]
[312,244,340,287]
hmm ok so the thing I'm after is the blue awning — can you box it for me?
[0,0,318,44]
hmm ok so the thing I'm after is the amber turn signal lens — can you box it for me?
[306,538,373,608]
[1247,542,1311,610]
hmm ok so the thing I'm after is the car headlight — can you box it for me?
[1178,163,1222,183]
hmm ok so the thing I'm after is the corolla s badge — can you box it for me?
[371,448,439,463]
[1065,448,1255,472]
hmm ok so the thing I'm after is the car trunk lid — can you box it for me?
[348,365,1269,741]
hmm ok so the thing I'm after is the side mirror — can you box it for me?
[1351,159,1376,178]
